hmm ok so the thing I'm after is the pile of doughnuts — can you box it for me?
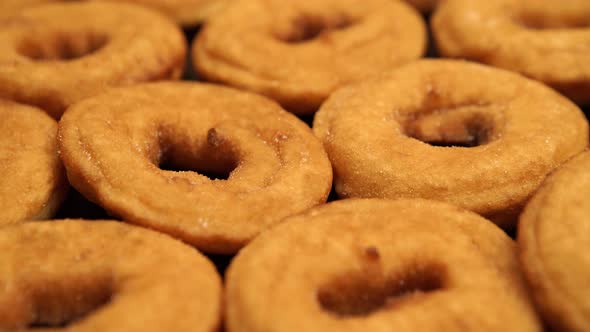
[0,0,589,331]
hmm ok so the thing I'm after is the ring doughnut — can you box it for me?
[432,0,590,105]
[193,0,426,115]
[0,99,67,226]
[313,59,589,228]
[58,82,332,254]
[518,151,590,332]
[0,219,222,331]
[0,2,186,118]
[0,0,230,27]
[226,199,542,332]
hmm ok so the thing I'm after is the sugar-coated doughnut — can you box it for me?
[0,219,222,331]
[519,151,590,332]
[0,2,186,117]
[313,60,589,228]
[59,82,332,254]
[433,0,590,105]
[226,199,542,332]
[0,99,67,226]
[194,0,426,115]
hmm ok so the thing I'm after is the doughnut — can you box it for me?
[313,59,589,228]
[432,0,590,105]
[0,2,186,118]
[0,99,67,226]
[58,82,332,254]
[518,151,590,332]
[0,219,222,331]
[226,199,542,332]
[0,0,230,27]
[193,0,426,115]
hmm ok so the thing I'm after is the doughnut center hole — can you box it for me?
[27,275,113,329]
[516,12,590,29]
[318,264,445,317]
[18,31,108,61]
[281,13,355,43]
[402,103,496,147]
[158,128,238,180]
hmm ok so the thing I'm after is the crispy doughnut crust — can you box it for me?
[58,82,332,254]
[433,0,590,105]
[0,2,186,118]
[193,0,426,115]
[0,0,230,27]
[518,151,590,332]
[226,199,542,332]
[0,219,222,331]
[0,100,67,226]
[313,59,589,228]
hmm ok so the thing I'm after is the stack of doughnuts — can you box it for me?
[0,0,589,331]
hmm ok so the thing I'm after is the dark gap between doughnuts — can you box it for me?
[424,13,440,58]
[54,188,111,220]
[27,276,113,329]
[157,128,238,181]
[18,31,109,61]
[279,13,356,43]
[582,106,590,122]
[182,25,203,81]
[318,260,445,317]
[207,253,234,278]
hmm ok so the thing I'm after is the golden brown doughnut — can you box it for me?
[0,0,230,27]
[59,82,332,254]
[0,99,67,226]
[518,151,590,332]
[0,219,222,331]
[313,60,589,228]
[193,0,426,115]
[433,0,590,105]
[226,199,542,332]
[0,2,186,118]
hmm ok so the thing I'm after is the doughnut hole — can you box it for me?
[514,9,590,30]
[156,127,239,181]
[18,274,113,329]
[317,262,446,317]
[17,30,109,61]
[278,13,356,43]
[401,103,501,148]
